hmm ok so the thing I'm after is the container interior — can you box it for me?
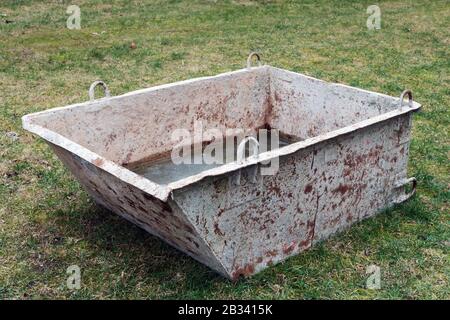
[125,131,291,184]
[26,66,409,185]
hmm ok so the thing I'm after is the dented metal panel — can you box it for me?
[22,56,421,280]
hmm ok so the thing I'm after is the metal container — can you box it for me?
[22,54,421,280]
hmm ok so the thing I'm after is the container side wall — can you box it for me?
[30,68,270,165]
[268,67,399,140]
[173,114,413,280]
[49,144,229,276]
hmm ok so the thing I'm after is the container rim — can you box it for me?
[22,65,421,202]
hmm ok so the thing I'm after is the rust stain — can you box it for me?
[265,249,278,257]
[213,222,225,236]
[217,208,225,217]
[274,91,282,103]
[269,184,282,196]
[304,184,313,194]
[282,241,296,254]
[232,263,255,280]
[332,183,353,195]
[264,94,274,125]
[92,158,104,166]
[298,239,310,249]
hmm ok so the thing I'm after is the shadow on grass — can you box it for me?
[28,186,440,299]
[50,200,228,296]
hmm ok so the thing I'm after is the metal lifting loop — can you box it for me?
[399,89,413,109]
[89,80,111,101]
[232,136,260,186]
[246,52,262,69]
[392,177,417,204]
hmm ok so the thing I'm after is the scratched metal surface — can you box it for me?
[173,114,414,279]
[50,144,230,277]
[22,64,421,280]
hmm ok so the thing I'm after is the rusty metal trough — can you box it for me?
[22,54,421,280]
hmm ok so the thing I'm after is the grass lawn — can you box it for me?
[0,0,448,299]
